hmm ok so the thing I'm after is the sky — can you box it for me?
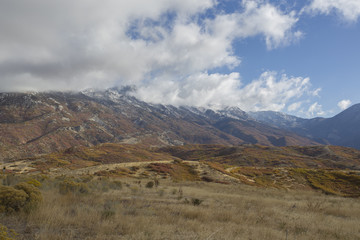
[0,0,359,118]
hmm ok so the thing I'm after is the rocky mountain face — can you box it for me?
[0,88,317,161]
[250,104,360,149]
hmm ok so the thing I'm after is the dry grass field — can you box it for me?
[1,174,360,240]
[2,143,360,239]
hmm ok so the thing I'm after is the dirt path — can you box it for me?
[1,159,242,184]
[0,160,37,174]
[50,160,174,176]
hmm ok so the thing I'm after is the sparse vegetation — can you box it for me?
[58,179,89,195]
[1,177,360,239]
[2,143,360,239]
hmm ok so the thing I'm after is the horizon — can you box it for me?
[1,0,359,118]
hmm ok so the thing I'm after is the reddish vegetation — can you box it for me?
[148,163,173,175]
[147,161,199,181]
[0,91,318,161]
[158,144,360,170]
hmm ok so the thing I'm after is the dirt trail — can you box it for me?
[51,160,174,176]
[0,160,37,174]
[1,159,241,184]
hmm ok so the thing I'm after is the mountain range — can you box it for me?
[0,87,359,161]
[249,104,360,149]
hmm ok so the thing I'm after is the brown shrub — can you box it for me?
[145,181,154,188]
[14,182,42,213]
[0,182,42,214]
[0,185,27,213]
[59,179,89,195]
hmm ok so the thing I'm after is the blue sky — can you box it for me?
[234,2,360,117]
[0,0,359,118]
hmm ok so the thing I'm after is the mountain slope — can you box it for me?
[250,105,360,149]
[304,104,360,149]
[0,89,317,161]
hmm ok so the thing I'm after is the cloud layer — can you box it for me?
[0,0,350,116]
[136,71,317,112]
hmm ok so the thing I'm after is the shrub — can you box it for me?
[59,179,89,195]
[201,176,214,182]
[191,198,203,206]
[0,185,28,213]
[145,181,154,188]
[33,174,49,183]
[14,182,42,213]
[26,179,42,188]
[0,182,42,214]
[0,223,18,240]
[78,183,90,194]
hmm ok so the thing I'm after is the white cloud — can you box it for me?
[136,72,241,109]
[0,0,302,92]
[136,71,314,112]
[0,0,315,115]
[235,0,302,49]
[236,72,311,111]
[305,0,360,22]
[288,101,303,112]
[312,88,322,96]
[338,99,352,110]
[307,102,325,117]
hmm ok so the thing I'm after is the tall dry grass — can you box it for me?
[1,177,360,240]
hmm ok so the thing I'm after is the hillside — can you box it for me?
[0,89,317,161]
[3,143,360,197]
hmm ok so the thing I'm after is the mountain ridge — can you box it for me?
[250,104,360,149]
[0,88,317,161]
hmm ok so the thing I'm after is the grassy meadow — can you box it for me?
[1,174,360,240]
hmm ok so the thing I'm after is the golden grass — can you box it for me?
[2,143,360,239]
[1,177,360,240]
[291,168,360,197]
[147,160,200,181]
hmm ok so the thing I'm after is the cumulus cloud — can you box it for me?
[0,0,301,90]
[0,0,317,114]
[136,71,315,112]
[235,0,302,49]
[338,99,352,110]
[307,102,325,117]
[305,0,360,22]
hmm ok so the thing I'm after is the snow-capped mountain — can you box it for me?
[0,88,316,161]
